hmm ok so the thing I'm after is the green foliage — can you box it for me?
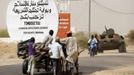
[74,32,88,49]
[0,29,9,37]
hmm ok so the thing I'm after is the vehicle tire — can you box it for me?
[22,59,28,74]
[119,44,126,53]
[98,49,104,53]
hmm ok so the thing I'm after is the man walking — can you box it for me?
[49,37,65,75]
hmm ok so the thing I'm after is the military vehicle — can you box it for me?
[97,26,126,53]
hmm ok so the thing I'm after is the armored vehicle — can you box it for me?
[97,26,126,53]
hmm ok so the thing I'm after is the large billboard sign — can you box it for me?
[7,0,58,41]
[56,0,70,38]
[57,13,70,38]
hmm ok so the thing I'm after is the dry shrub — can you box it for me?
[0,29,9,37]
[127,30,134,44]
[74,32,88,49]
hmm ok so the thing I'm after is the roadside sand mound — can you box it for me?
[0,42,23,66]
[91,66,134,75]
[0,42,17,60]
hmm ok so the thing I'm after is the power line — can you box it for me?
[92,0,134,15]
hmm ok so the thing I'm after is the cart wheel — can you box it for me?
[119,43,126,53]
[30,60,35,75]
[22,59,28,74]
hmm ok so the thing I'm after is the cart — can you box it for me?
[17,40,81,75]
[18,42,64,75]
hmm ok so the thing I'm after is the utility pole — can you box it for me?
[89,0,91,37]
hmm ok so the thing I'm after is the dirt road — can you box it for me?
[0,45,134,75]
[0,49,134,75]
[79,50,134,75]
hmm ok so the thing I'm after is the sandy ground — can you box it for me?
[87,46,134,75]
[0,40,134,75]
[0,42,16,59]
[90,65,134,75]
[0,41,23,66]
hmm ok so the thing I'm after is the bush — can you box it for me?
[74,32,88,49]
[0,29,9,37]
[127,30,134,43]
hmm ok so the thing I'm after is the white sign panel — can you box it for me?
[7,0,58,41]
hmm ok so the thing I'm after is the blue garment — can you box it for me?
[90,43,97,50]
[88,38,97,50]
[28,42,34,56]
